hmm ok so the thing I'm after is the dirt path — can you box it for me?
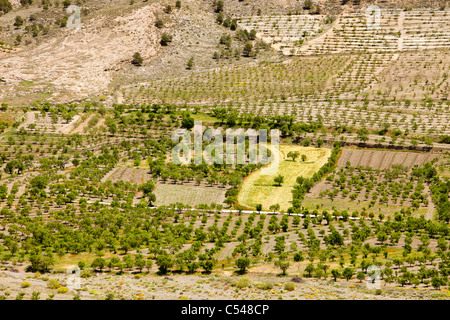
[425,194,435,220]
[100,167,120,183]
[17,111,35,130]
[59,115,81,134]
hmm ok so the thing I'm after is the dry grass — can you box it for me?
[237,145,331,211]
[154,183,227,207]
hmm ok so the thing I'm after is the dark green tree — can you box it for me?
[235,257,251,273]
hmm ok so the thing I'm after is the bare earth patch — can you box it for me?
[154,183,227,207]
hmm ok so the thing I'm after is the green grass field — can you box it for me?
[237,145,331,211]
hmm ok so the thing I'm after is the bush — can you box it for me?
[235,277,251,289]
[293,252,304,262]
[255,281,273,290]
[21,281,30,288]
[216,13,223,24]
[303,0,313,10]
[57,286,69,294]
[105,293,115,300]
[243,42,253,57]
[155,19,164,28]
[27,254,54,273]
[31,291,41,300]
[14,16,24,28]
[15,292,25,300]
[186,57,194,70]
[215,0,224,13]
[47,279,61,289]
[131,52,143,66]
[0,0,13,14]
[80,269,93,278]
[164,4,172,13]
[219,34,232,48]
[284,282,295,291]
[62,0,71,8]
[57,16,68,28]
[160,33,173,46]
[77,261,86,270]
[439,135,450,144]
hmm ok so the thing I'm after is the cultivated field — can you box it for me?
[305,148,440,219]
[102,167,152,185]
[153,183,227,207]
[238,145,331,211]
[337,149,441,170]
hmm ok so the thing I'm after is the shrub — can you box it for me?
[80,269,93,278]
[77,261,86,270]
[160,33,173,46]
[186,57,194,70]
[57,286,69,294]
[155,19,164,28]
[215,0,224,13]
[230,19,237,30]
[293,252,304,262]
[21,281,30,288]
[105,293,115,300]
[131,52,143,66]
[0,0,12,14]
[219,34,232,48]
[164,4,172,13]
[303,0,313,10]
[255,281,273,290]
[47,279,61,289]
[57,16,68,28]
[216,13,223,24]
[284,282,295,291]
[235,277,251,289]
[15,292,25,300]
[439,135,450,144]
[243,42,253,57]
[14,16,24,28]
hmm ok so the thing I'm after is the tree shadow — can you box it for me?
[233,269,247,276]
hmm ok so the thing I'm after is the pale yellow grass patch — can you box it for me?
[238,145,331,211]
